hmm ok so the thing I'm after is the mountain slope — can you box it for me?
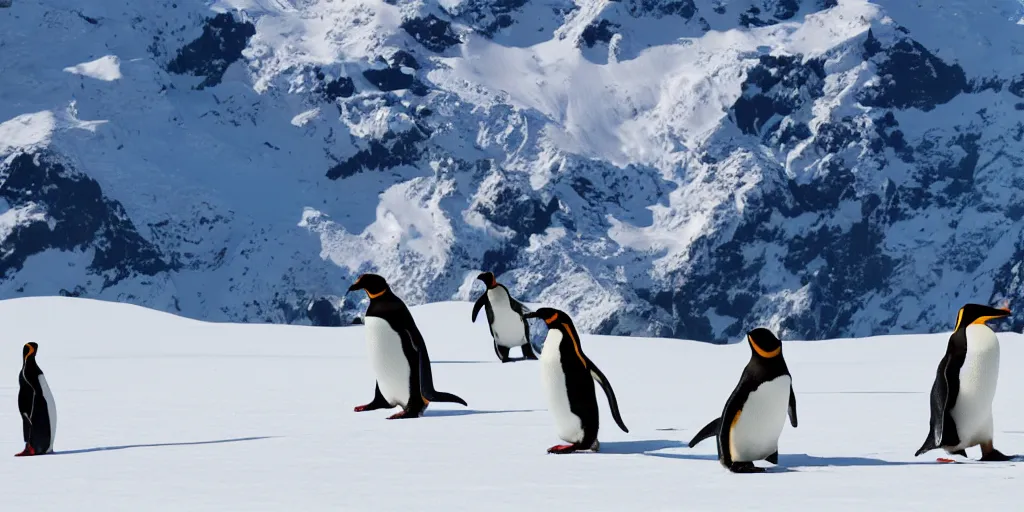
[1,297,1022,510]
[1,1,1024,342]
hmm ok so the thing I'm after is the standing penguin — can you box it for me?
[523,307,628,453]
[688,328,798,473]
[915,303,1013,462]
[16,342,57,457]
[348,274,467,419]
[471,272,537,362]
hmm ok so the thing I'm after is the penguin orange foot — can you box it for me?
[14,444,36,457]
[387,410,420,420]
[547,444,579,454]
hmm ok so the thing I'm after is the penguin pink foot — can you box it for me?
[547,444,578,454]
[14,445,35,457]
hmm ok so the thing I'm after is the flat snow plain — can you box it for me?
[1,297,1021,510]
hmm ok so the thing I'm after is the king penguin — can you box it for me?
[915,303,1013,461]
[471,271,538,362]
[348,273,468,419]
[688,328,798,473]
[17,342,57,457]
[523,307,628,453]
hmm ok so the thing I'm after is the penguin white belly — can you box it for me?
[487,290,526,347]
[364,317,412,408]
[950,325,1000,448]
[730,376,791,462]
[38,374,56,453]
[540,330,583,443]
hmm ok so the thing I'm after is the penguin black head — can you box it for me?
[523,307,567,328]
[476,272,498,289]
[22,342,38,362]
[746,328,782,359]
[347,273,389,299]
[953,302,1011,331]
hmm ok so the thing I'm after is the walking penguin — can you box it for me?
[348,273,468,419]
[915,302,1014,462]
[471,272,537,362]
[17,342,57,456]
[688,328,798,473]
[523,307,628,453]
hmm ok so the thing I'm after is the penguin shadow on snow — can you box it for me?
[51,436,279,455]
[594,439,687,455]
[643,451,933,470]
[421,408,541,418]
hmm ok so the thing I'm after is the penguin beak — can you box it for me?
[973,306,1011,325]
[347,276,363,293]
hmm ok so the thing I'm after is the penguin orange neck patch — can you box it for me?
[749,337,781,358]
[366,289,386,299]
[24,344,34,360]
[562,323,587,368]
[544,313,559,324]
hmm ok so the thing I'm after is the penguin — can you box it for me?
[348,273,467,419]
[470,271,538,362]
[688,328,798,473]
[915,302,1013,462]
[522,307,628,454]
[16,342,57,457]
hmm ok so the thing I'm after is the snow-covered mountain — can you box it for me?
[2,0,1024,342]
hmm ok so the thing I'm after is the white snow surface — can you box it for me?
[62,55,123,81]
[2,297,1023,510]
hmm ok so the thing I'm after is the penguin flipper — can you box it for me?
[586,357,628,433]
[18,381,33,442]
[510,297,532,316]
[471,294,488,323]
[688,417,721,448]
[410,328,468,406]
[788,387,798,428]
[511,298,533,350]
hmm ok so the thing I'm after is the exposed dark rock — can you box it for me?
[307,297,343,326]
[448,0,530,37]
[326,125,429,179]
[166,12,256,89]
[363,68,414,92]
[401,14,461,52]
[872,111,913,162]
[362,52,429,95]
[626,0,697,19]
[0,153,170,286]
[580,20,617,47]
[739,6,775,27]
[859,37,967,111]
[770,0,800,20]
[1009,74,1024,98]
[731,54,826,137]
[319,74,355,101]
[390,50,421,70]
